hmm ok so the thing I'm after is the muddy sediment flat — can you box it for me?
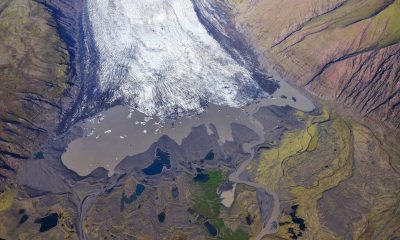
[60,78,314,240]
[62,80,313,176]
[220,183,236,207]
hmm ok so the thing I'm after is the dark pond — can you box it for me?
[204,221,218,237]
[135,184,145,196]
[19,214,29,224]
[281,204,306,239]
[193,173,209,182]
[288,227,297,239]
[246,214,253,225]
[35,213,58,232]
[120,184,146,211]
[290,204,306,230]
[142,148,171,175]
[34,151,44,160]
[157,211,166,223]
[171,185,179,199]
[204,150,214,160]
[187,208,195,215]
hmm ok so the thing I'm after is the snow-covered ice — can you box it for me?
[87,0,265,117]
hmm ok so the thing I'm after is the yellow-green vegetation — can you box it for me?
[287,119,352,239]
[58,209,77,239]
[250,109,353,239]
[305,123,318,152]
[252,109,331,190]
[275,0,400,46]
[0,187,16,212]
[269,0,400,82]
[248,107,400,239]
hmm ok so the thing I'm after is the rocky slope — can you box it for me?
[223,0,400,128]
[0,0,81,186]
[247,109,400,239]
[0,1,398,239]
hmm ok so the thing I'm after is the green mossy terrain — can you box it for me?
[192,170,225,219]
[191,170,250,240]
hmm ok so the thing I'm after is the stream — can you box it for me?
[228,101,281,239]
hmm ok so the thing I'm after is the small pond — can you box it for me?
[193,173,209,182]
[142,148,171,175]
[157,211,166,223]
[120,184,146,211]
[204,150,214,160]
[204,221,218,237]
[35,213,58,232]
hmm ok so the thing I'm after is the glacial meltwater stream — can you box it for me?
[63,0,316,238]
[62,78,314,239]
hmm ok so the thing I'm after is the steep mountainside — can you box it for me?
[0,0,81,186]
[226,0,400,128]
[0,1,398,239]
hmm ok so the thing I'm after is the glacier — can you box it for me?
[87,0,266,117]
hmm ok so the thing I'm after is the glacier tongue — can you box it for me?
[88,0,265,117]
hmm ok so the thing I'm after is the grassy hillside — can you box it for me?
[0,0,70,182]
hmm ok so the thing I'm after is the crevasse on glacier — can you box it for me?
[88,0,265,117]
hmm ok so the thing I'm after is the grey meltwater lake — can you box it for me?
[62,78,314,239]
[62,79,314,177]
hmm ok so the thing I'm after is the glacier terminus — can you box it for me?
[87,0,267,117]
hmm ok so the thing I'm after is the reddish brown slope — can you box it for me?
[227,0,400,127]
